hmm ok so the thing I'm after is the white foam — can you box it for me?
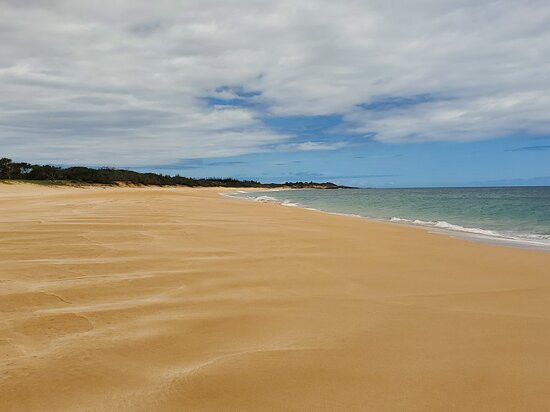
[390,217,410,223]
[413,219,433,225]
[389,216,550,248]
[329,211,363,219]
[219,192,239,199]
[245,194,302,207]
[252,195,279,202]
[433,220,499,237]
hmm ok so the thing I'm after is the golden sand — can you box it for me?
[1,183,549,411]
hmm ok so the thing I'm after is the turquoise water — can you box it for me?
[232,187,550,249]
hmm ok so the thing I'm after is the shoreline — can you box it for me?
[223,189,550,252]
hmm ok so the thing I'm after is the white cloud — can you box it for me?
[0,0,549,165]
[347,91,550,143]
[275,141,348,152]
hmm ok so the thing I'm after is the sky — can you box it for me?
[1,0,549,187]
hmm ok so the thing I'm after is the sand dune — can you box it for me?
[1,183,549,411]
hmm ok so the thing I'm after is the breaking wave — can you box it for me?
[389,216,550,246]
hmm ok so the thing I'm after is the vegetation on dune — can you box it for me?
[0,158,348,188]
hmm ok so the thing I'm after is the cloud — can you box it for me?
[251,171,397,182]
[347,92,550,143]
[274,141,348,152]
[1,0,550,165]
[471,176,550,186]
[136,159,248,170]
[506,145,550,152]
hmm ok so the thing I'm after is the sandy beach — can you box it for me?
[1,183,549,411]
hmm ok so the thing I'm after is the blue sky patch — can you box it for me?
[260,114,344,141]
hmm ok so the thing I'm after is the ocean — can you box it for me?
[230,187,550,250]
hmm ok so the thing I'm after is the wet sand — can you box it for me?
[1,183,549,411]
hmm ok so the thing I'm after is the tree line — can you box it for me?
[0,158,347,188]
